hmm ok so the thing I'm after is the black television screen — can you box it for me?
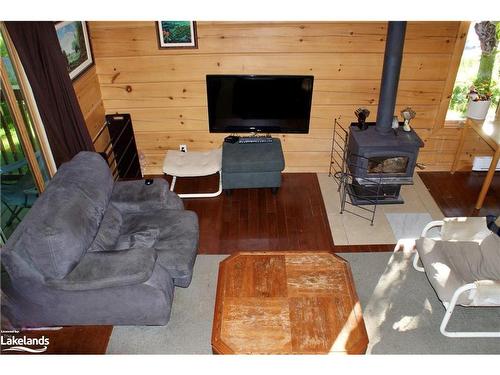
[206,75,314,133]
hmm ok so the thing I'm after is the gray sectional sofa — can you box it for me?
[1,152,198,327]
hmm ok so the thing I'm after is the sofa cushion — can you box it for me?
[441,217,491,242]
[88,204,123,252]
[479,233,500,279]
[5,152,113,280]
[163,149,222,177]
[120,209,199,287]
[116,229,160,250]
[110,178,183,212]
[46,247,158,291]
[415,238,473,305]
[50,152,114,217]
[18,184,103,279]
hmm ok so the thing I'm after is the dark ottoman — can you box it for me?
[222,138,285,192]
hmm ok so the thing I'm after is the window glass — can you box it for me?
[446,22,500,122]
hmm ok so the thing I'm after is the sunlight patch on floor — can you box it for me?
[362,250,427,353]
[392,299,433,332]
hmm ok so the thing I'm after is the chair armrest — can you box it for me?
[421,220,444,238]
[110,178,183,212]
[46,248,157,291]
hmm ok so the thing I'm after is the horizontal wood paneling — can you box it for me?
[95,53,451,84]
[89,21,458,57]
[105,104,438,134]
[88,21,489,174]
[100,80,443,109]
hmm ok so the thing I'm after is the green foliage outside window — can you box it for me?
[448,21,500,120]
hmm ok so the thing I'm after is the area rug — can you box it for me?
[343,251,499,354]
[106,253,499,354]
[106,255,227,354]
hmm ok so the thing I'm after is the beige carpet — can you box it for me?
[317,173,444,245]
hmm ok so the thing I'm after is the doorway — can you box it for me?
[0,29,52,241]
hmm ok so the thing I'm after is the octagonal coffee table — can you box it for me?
[211,251,368,354]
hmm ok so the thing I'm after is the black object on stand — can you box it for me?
[100,114,141,180]
[354,108,370,131]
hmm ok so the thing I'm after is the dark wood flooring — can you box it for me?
[168,173,334,253]
[418,171,500,217]
[164,172,394,253]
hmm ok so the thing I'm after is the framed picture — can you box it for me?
[157,21,198,49]
[55,21,94,81]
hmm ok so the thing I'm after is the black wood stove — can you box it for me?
[346,21,424,204]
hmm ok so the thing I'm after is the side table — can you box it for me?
[451,117,500,209]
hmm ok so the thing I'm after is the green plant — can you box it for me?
[468,80,496,101]
[450,81,500,117]
[450,83,470,114]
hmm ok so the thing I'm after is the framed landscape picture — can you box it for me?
[157,21,198,49]
[55,21,94,81]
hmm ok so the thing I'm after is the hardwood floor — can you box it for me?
[418,171,500,217]
[163,172,395,254]
[165,173,335,253]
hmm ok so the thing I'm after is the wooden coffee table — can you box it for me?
[211,251,368,354]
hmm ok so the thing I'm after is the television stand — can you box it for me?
[222,138,285,193]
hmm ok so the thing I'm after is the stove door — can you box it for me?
[348,149,418,184]
[367,155,409,174]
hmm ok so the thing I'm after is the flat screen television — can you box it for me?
[206,75,314,133]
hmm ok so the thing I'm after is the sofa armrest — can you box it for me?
[46,248,157,291]
[110,178,183,212]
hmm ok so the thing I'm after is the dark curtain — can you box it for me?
[5,21,94,167]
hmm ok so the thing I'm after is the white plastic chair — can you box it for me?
[413,217,500,338]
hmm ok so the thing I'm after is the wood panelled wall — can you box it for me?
[73,66,108,152]
[86,21,492,174]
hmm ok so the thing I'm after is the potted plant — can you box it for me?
[466,80,494,120]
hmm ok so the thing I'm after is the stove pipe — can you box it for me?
[375,21,407,134]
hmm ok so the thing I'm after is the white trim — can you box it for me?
[412,220,444,272]
[440,283,500,338]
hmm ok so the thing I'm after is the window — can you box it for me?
[446,21,500,122]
